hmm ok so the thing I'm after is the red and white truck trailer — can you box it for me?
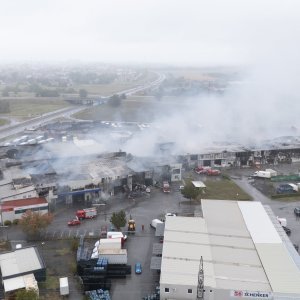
[76,207,97,220]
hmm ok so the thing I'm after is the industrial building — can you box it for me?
[160,200,300,300]
[0,135,182,209]
[0,246,46,296]
[0,167,38,202]
[0,197,48,223]
[184,140,300,168]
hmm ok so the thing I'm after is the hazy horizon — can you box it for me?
[1,0,299,67]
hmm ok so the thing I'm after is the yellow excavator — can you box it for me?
[128,219,136,234]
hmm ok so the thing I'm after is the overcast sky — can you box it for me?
[0,0,300,66]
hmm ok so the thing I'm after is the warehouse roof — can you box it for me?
[3,273,37,293]
[160,200,300,295]
[0,183,37,201]
[160,217,216,287]
[238,201,300,294]
[0,247,45,280]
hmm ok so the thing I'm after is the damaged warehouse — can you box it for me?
[2,129,300,217]
[184,140,300,169]
[0,138,182,215]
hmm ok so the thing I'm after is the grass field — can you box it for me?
[73,71,158,96]
[0,118,9,126]
[75,99,156,122]
[74,95,190,122]
[75,82,137,96]
[183,175,251,201]
[1,98,69,120]
[169,69,216,81]
[203,177,252,200]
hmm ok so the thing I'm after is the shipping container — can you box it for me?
[98,249,127,264]
[99,238,121,250]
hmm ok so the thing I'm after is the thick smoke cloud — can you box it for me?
[2,1,300,158]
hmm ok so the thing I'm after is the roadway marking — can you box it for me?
[52,231,56,238]
[76,230,79,237]
[60,231,64,238]
[68,230,71,238]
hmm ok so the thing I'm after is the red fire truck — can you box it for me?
[76,207,97,220]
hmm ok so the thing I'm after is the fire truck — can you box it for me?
[76,207,97,220]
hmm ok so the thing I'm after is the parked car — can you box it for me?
[135,262,142,274]
[282,226,291,236]
[276,184,296,194]
[165,213,177,218]
[68,219,81,226]
[206,169,221,176]
[294,207,300,216]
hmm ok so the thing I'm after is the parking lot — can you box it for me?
[46,185,187,299]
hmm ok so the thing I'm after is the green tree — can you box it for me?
[110,210,126,230]
[19,210,53,238]
[79,89,88,98]
[181,182,201,200]
[15,288,39,300]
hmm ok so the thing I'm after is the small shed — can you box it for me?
[59,277,69,296]
[191,181,206,189]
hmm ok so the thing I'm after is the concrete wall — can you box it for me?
[160,283,197,300]
[2,207,48,223]
[170,164,182,182]
[159,285,239,300]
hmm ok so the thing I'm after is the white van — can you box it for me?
[151,219,163,229]
[107,231,127,241]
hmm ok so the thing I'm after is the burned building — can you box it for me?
[185,137,300,169]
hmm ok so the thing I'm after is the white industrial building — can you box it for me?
[0,197,49,223]
[160,200,300,300]
[0,247,46,296]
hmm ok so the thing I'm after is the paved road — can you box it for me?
[0,106,84,141]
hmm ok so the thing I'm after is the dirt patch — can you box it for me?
[0,241,11,251]
[38,239,83,299]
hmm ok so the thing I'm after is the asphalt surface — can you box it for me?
[0,186,186,299]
